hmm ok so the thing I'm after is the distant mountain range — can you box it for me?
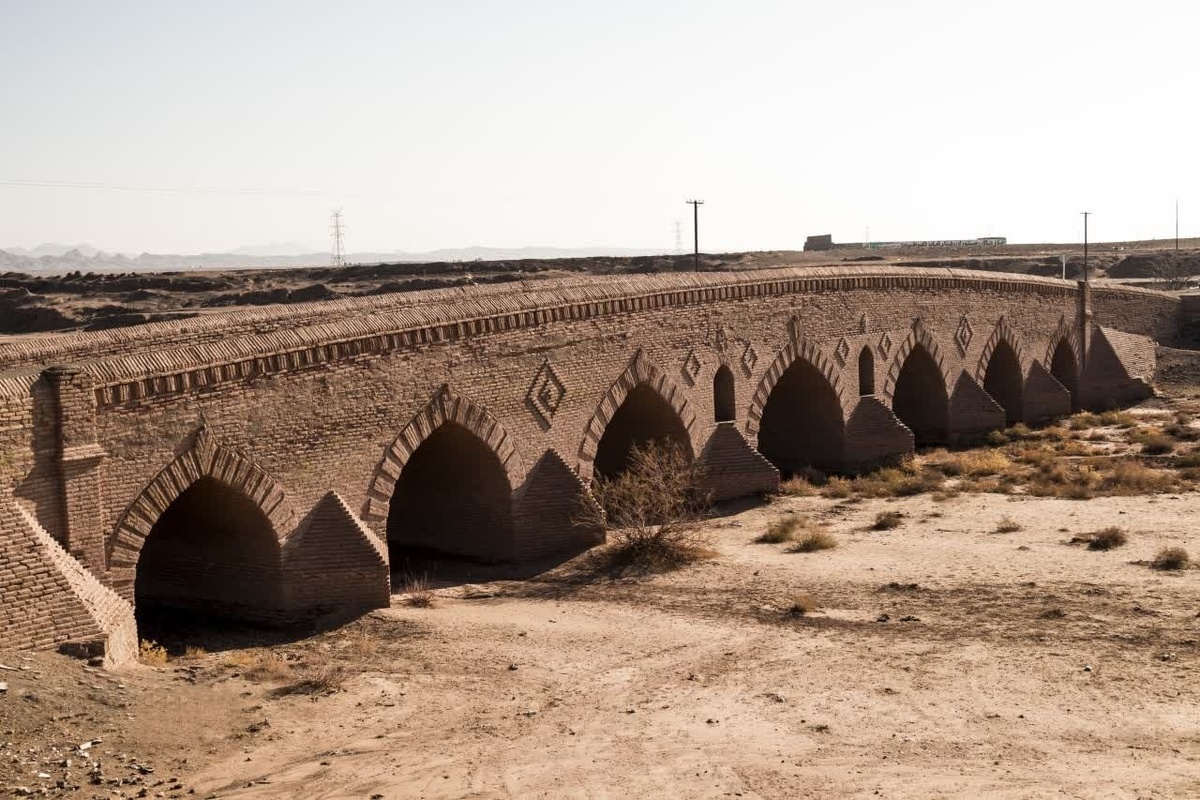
[0,244,666,273]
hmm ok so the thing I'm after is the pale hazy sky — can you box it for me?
[1,1,1196,254]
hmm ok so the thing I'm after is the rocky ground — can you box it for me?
[5,394,1200,798]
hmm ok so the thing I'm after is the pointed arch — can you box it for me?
[362,385,523,526]
[578,350,697,481]
[1043,315,1083,375]
[108,427,294,597]
[713,364,736,422]
[974,317,1030,384]
[746,338,845,438]
[881,320,951,403]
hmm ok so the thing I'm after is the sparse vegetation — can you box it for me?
[1086,526,1128,551]
[872,511,904,530]
[138,639,169,666]
[1152,546,1191,571]
[756,515,805,543]
[1129,428,1175,455]
[994,516,1022,533]
[788,530,838,553]
[402,572,436,608]
[778,476,817,496]
[582,441,714,574]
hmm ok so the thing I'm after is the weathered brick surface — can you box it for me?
[694,422,780,501]
[0,266,1180,655]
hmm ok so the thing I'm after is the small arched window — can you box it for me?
[858,347,875,396]
[713,365,735,422]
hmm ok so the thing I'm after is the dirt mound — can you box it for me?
[1108,252,1200,279]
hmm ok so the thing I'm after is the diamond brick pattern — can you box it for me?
[955,316,974,354]
[682,349,702,384]
[877,331,893,359]
[834,336,850,366]
[741,342,759,375]
[527,359,567,426]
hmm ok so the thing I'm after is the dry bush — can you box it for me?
[778,476,816,496]
[787,594,819,615]
[850,462,943,497]
[1069,412,1101,430]
[934,450,1012,478]
[1006,423,1034,439]
[994,516,1022,533]
[272,664,349,697]
[1164,422,1200,442]
[1152,546,1191,571]
[821,477,852,499]
[1175,451,1200,468]
[788,530,838,553]
[1102,460,1178,494]
[226,650,294,682]
[1129,428,1175,455]
[872,511,903,530]
[985,430,1010,446]
[1086,526,1128,551]
[797,466,828,486]
[1099,411,1138,428]
[401,572,435,608]
[583,441,714,574]
[181,645,208,661]
[138,639,169,667]
[756,515,805,544]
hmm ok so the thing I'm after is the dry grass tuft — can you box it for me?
[226,650,295,682]
[756,515,805,544]
[933,450,1012,478]
[786,593,819,616]
[1152,546,1191,571]
[872,510,904,530]
[138,639,169,667]
[994,516,1022,533]
[778,476,817,496]
[1086,526,1128,551]
[1103,461,1178,494]
[788,530,838,553]
[271,664,349,697]
[1129,428,1175,455]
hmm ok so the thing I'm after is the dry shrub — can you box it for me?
[787,593,819,615]
[1103,461,1177,494]
[401,572,435,608]
[1152,546,1191,571]
[1006,423,1033,439]
[1129,428,1175,455]
[1164,422,1200,442]
[181,645,208,661]
[851,462,943,497]
[872,511,903,530]
[822,477,852,499]
[1012,444,1055,469]
[584,441,714,574]
[778,476,816,496]
[1069,412,1101,430]
[226,650,294,682]
[757,515,805,544]
[138,639,169,667]
[994,516,1022,533]
[1175,451,1200,468]
[272,664,348,697]
[788,530,838,553]
[1099,411,1138,428]
[935,450,1012,478]
[985,429,1010,446]
[1086,526,1128,551]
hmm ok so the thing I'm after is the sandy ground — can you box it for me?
[7,487,1196,799]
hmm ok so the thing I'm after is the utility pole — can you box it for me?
[330,208,346,268]
[1081,211,1091,282]
[686,199,704,270]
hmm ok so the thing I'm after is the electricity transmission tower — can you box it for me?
[330,209,346,267]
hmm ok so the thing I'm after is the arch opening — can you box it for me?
[386,422,514,563]
[713,365,736,422]
[1050,339,1079,410]
[892,344,949,445]
[983,340,1025,425]
[858,347,875,396]
[593,383,691,479]
[134,477,283,641]
[757,358,845,474]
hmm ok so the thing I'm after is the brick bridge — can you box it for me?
[0,266,1177,663]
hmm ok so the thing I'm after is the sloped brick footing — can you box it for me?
[512,449,605,561]
[844,397,914,472]
[282,491,390,617]
[694,423,780,502]
[0,493,136,666]
[1023,361,1073,423]
[1080,327,1155,409]
[949,371,1006,442]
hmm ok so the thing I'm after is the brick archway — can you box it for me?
[881,319,951,403]
[1043,315,1083,373]
[746,337,845,439]
[974,317,1029,383]
[577,350,697,482]
[108,426,294,599]
[363,385,523,527]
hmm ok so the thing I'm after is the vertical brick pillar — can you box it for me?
[44,367,108,578]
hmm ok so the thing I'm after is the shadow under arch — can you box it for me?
[365,386,523,563]
[755,350,846,474]
[983,339,1025,424]
[577,351,696,482]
